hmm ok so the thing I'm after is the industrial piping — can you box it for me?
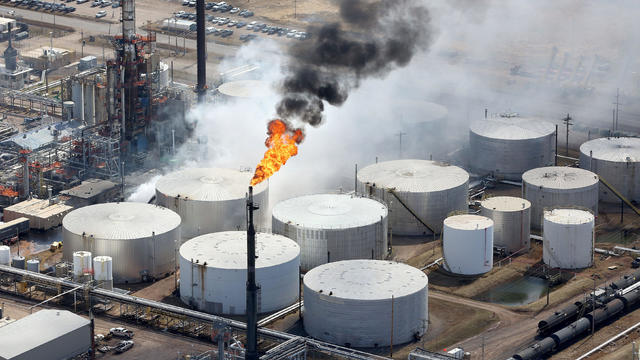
[195,0,207,103]
[0,265,388,360]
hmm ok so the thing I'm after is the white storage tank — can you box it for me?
[93,256,113,290]
[26,259,39,273]
[357,159,469,236]
[304,260,428,347]
[522,166,599,229]
[0,245,10,266]
[442,215,494,275]
[543,208,594,269]
[579,137,640,203]
[179,231,300,315]
[272,194,388,272]
[72,251,92,281]
[156,167,268,240]
[63,202,181,283]
[469,115,556,180]
[480,196,531,254]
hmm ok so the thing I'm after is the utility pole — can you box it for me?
[396,131,406,159]
[562,114,573,156]
[613,88,622,132]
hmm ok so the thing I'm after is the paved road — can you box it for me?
[0,5,239,56]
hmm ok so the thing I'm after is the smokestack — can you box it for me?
[195,0,207,103]
[4,22,17,72]
[245,186,259,360]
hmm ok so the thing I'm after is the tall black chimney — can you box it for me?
[245,186,259,360]
[195,0,206,103]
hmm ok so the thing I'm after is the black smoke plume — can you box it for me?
[276,0,432,126]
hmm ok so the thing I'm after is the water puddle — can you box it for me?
[474,276,548,306]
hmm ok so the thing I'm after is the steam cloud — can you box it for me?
[276,0,432,126]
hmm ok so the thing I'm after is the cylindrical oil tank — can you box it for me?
[63,202,181,283]
[155,167,268,240]
[62,101,74,121]
[391,100,448,159]
[93,256,113,290]
[26,259,39,273]
[356,159,469,236]
[543,209,594,269]
[442,215,494,275]
[72,251,92,278]
[216,80,270,101]
[72,251,92,281]
[469,115,556,180]
[0,245,10,265]
[11,256,25,269]
[303,260,428,347]
[480,196,531,254]
[579,137,640,203]
[272,194,388,272]
[522,166,599,229]
[179,231,300,315]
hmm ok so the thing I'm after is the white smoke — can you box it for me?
[127,175,162,203]
[136,0,640,206]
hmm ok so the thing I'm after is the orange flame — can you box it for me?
[251,119,304,186]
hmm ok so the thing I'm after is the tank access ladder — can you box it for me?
[598,175,640,218]
[387,188,437,235]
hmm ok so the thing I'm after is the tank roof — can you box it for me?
[394,99,448,125]
[179,231,299,270]
[470,116,555,140]
[544,208,594,224]
[272,194,387,229]
[481,196,531,212]
[522,166,599,189]
[62,202,181,239]
[444,214,493,230]
[357,159,469,193]
[155,167,267,201]
[580,137,640,163]
[217,80,270,98]
[304,260,427,301]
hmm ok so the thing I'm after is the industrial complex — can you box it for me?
[1,1,640,360]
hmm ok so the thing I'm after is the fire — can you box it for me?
[251,119,304,186]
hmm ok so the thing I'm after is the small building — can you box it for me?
[21,47,75,72]
[60,178,120,207]
[78,55,97,71]
[3,198,73,230]
[0,309,90,360]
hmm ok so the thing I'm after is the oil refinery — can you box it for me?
[2,1,640,360]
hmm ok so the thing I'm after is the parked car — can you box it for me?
[99,1,111,7]
[236,21,246,28]
[182,0,189,5]
[111,1,118,7]
[76,0,88,4]
[114,340,134,354]
[90,0,100,6]
[95,9,106,17]
[109,327,134,339]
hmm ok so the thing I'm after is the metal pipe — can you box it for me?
[246,186,259,360]
[0,265,388,360]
